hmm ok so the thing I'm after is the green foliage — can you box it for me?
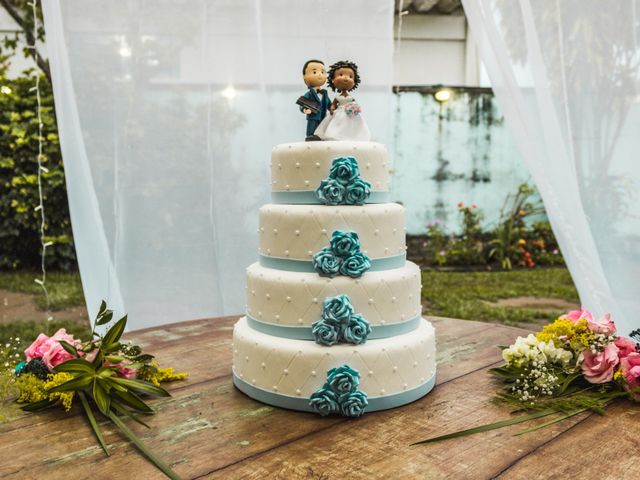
[0,69,75,270]
[408,183,565,270]
[422,268,579,325]
[445,203,486,266]
[14,302,184,479]
[488,183,546,269]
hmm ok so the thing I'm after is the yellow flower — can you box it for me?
[15,374,47,404]
[137,363,188,386]
[536,317,594,352]
[15,372,75,411]
[44,373,75,412]
[518,239,526,245]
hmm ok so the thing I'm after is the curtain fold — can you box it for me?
[42,0,394,330]
[463,0,640,334]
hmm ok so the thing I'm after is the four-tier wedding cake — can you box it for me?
[232,141,436,417]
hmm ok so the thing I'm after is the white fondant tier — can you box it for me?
[233,316,436,398]
[258,203,406,261]
[271,141,390,193]
[245,261,421,327]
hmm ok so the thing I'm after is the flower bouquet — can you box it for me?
[2,301,187,479]
[414,307,640,444]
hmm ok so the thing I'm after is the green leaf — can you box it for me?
[92,350,105,368]
[92,380,111,415]
[107,411,182,480]
[513,409,587,436]
[95,310,113,326]
[98,300,107,316]
[111,389,154,414]
[110,378,171,397]
[111,400,151,428]
[47,374,93,393]
[134,354,155,363]
[20,399,57,412]
[101,342,122,354]
[58,340,78,356]
[53,358,96,374]
[102,315,127,346]
[78,391,110,456]
[105,355,125,363]
[411,410,555,445]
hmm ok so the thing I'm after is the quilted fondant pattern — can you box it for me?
[245,262,422,326]
[259,203,406,260]
[271,141,390,192]
[232,317,436,397]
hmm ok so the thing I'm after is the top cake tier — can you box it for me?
[271,141,390,200]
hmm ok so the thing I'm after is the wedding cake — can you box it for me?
[232,141,436,417]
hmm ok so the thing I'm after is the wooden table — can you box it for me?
[1,316,638,479]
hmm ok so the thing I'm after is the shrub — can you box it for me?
[0,67,76,270]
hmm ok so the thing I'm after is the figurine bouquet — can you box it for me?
[1,302,187,479]
[414,307,640,444]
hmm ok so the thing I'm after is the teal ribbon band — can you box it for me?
[258,253,406,272]
[233,370,436,413]
[246,315,421,340]
[271,191,391,205]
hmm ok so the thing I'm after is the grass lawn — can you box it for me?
[0,268,579,349]
[0,271,84,311]
[422,267,579,325]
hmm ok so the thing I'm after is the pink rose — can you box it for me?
[615,336,637,359]
[24,333,52,361]
[26,329,82,371]
[587,313,616,335]
[620,353,640,401]
[561,307,593,325]
[105,361,137,379]
[581,343,619,384]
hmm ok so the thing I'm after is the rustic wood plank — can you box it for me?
[200,368,589,480]
[494,400,640,479]
[0,317,525,479]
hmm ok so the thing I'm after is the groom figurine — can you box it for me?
[297,59,331,141]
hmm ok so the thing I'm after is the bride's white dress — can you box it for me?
[314,93,371,141]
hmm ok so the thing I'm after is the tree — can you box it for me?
[0,0,50,80]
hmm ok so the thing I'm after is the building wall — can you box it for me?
[391,89,532,234]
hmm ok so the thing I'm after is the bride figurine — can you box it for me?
[314,60,371,141]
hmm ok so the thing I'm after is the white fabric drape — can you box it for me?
[463,0,640,334]
[42,0,394,330]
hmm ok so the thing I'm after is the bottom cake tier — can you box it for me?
[232,316,436,414]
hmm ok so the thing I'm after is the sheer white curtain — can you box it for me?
[463,0,640,334]
[42,0,394,330]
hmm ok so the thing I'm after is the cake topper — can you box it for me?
[296,59,332,142]
[314,60,371,142]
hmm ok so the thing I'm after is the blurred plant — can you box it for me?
[0,0,50,80]
[423,220,448,267]
[0,68,75,270]
[488,183,545,270]
[445,202,486,266]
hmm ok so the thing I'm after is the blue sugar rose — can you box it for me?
[309,387,339,416]
[322,294,354,326]
[344,178,372,206]
[339,390,368,417]
[327,365,360,395]
[339,252,371,278]
[311,319,340,346]
[315,178,345,205]
[312,247,342,277]
[342,314,372,344]
[329,157,360,185]
[329,230,361,258]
